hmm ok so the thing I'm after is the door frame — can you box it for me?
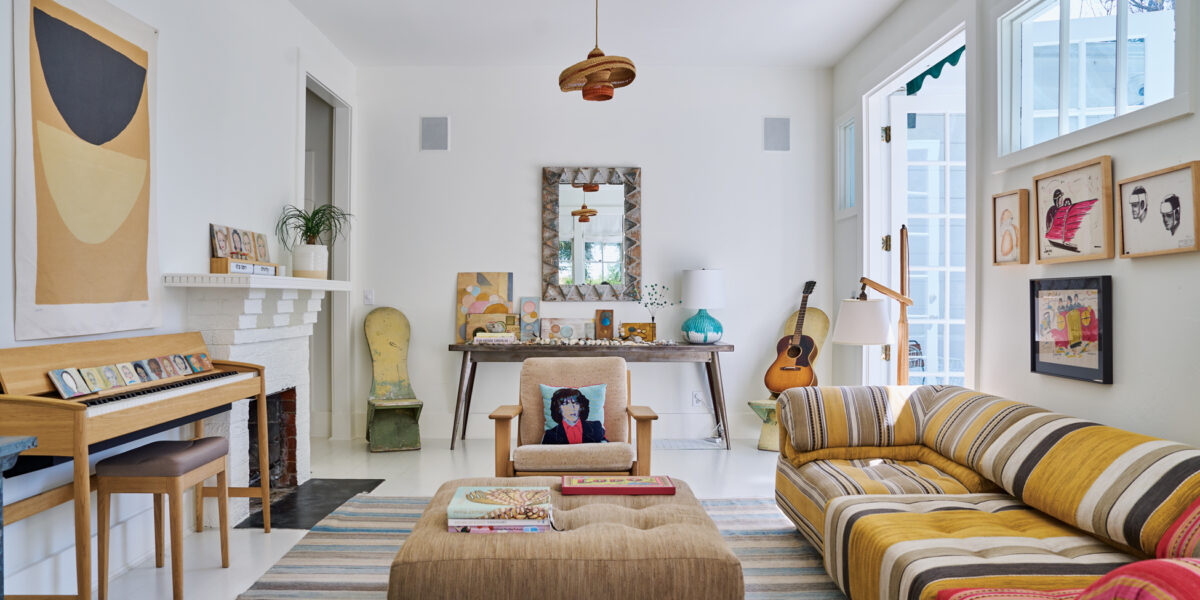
[296,60,354,440]
[861,25,973,386]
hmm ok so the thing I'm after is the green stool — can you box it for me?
[365,307,422,451]
[747,399,779,452]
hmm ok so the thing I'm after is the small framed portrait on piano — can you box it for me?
[170,354,192,375]
[157,356,179,378]
[100,365,124,388]
[79,367,107,392]
[50,368,88,398]
[117,362,142,385]
[143,358,165,380]
[187,353,213,373]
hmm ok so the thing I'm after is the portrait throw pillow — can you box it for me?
[539,384,607,445]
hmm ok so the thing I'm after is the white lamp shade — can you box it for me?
[831,299,892,345]
[680,269,724,309]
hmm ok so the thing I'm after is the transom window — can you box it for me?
[1000,0,1175,153]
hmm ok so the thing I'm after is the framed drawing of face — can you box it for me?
[211,224,230,258]
[241,230,256,261]
[134,360,156,381]
[116,362,142,385]
[229,228,245,258]
[49,368,87,398]
[1030,276,1112,384]
[1033,156,1114,264]
[992,189,1029,265]
[1117,161,1199,258]
[255,233,270,263]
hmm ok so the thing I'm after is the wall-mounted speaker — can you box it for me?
[420,116,449,151]
[764,117,790,151]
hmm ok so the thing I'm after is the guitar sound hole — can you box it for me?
[786,346,801,359]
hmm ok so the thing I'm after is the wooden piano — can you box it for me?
[0,332,271,600]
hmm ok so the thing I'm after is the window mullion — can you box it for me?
[1115,0,1128,115]
[1058,0,1070,136]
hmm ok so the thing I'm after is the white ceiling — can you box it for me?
[288,0,906,68]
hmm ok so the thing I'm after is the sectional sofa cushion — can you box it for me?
[937,558,1200,600]
[778,385,922,452]
[823,494,1137,600]
[775,454,976,548]
[938,590,1082,600]
[913,387,1049,471]
[974,412,1200,557]
[1158,497,1200,558]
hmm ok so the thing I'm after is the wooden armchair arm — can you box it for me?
[489,405,522,420]
[627,405,658,421]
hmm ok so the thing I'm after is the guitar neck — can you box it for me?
[790,295,810,344]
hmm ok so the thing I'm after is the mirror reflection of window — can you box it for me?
[557,184,625,287]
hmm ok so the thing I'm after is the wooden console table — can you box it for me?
[447,343,735,450]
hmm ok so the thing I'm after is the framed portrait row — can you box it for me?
[211,223,271,263]
[991,157,1198,266]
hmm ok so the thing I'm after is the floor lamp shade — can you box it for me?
[680,269,724,344]
[831,299,891,345]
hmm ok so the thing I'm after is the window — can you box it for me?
[836,119,856,212]
[1001,0,1175,153]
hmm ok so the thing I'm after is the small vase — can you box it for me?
[292,244,328,279]
[682,309,723,344]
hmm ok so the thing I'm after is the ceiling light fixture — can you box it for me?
[570,185,600,222]
[558,0,636,101]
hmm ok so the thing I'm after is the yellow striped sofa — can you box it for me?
[775,385,1200,600]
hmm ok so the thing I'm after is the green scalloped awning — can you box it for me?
[906,45,966,96]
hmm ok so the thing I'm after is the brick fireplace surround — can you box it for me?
[164,273,350,526]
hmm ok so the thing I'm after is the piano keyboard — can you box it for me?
[86,370,257,417]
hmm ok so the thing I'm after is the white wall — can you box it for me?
[975,1,1200,446]
[1,0,355,593]
[351,65,833,443]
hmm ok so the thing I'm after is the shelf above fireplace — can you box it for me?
[163,273,351,292]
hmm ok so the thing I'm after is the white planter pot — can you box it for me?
[292,244,328,279]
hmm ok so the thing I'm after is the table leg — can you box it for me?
[451,351,474,449]
[707,352,732,450]
[461,361,478,441]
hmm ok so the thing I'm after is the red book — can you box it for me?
[561,475,676,495]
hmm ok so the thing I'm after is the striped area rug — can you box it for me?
[238,495,845,599]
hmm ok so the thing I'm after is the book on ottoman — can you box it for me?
[446,486,552,528]
[447,524,552,533]
[561,475,676,495]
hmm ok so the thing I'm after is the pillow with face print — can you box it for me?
[538,384,607,445]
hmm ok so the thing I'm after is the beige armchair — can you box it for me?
[489,357,658,477]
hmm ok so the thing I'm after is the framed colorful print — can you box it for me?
[116,362,141,385]
[992,189,1029,265]
[1117,161,1199,258]
[455,272,514,343]
[619,322,656,342]
[518,296,541,341]
[134,359,158,381]
[79,367,108,392]
[1033,156,1114,264]
[595,309,614,339]
[156,355,179,378]
[542,318,595,340]
[1030,276,1112,384]
[211,224,230,258]
[49,368,88,398]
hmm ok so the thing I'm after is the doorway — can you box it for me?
[863,29,968,386]
[303,75,352,440]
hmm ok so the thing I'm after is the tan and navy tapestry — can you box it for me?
[14,0,158,339]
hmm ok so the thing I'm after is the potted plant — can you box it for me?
[275,204,352,279]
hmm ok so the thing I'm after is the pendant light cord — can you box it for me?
[594,0,599,48]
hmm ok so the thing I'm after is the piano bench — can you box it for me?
[95,438,231,600]
[368,398,423,452]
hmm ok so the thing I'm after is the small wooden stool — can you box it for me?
[96,437,230,600]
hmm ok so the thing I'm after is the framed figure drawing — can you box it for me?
[992,189,1029,265]
[1034,156,1114,264]
[1030,276,1112,384]
[1117,161,1199,258]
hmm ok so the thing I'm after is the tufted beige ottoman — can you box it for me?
[388,476,743,600]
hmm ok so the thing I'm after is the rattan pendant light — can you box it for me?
[558,0,636,101]
[570,183,600,222]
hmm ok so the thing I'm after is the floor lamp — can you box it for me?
[830,225,915,385]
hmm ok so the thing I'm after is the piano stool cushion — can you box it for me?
[96,437,228,478]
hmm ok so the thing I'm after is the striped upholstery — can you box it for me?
[916,387,1049,471]
[775,454,973,549]
[1158,497,1200,558]
[975,413,1200,557]
[778,386,921,452]
[823,494,1136,600]
[938,589,1082,600]
[1075,558,1200,599]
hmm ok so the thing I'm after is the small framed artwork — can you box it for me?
[229,228,246,259]
[595,309,614,339]
[255,233,271,263]
[542,318,595,341]
[169,354,192,375]
[620,322,656,342]
[1117,161,1199,258]
[135,359,159,381]
[157,356,180,378]
[992,190,1029,265]
[116,362,142,385]
[186,353,213,373]
[518,296,541,341]
[240,230,257,261]
[1034,156,1114,264]
[211,224,231,258]
[466,313,519,340]
[79,367,108,392]
[49,368,88,398]
[100,365,125,389]
[1030,276,1112,384]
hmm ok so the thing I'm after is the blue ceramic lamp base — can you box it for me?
[682,309,723,344]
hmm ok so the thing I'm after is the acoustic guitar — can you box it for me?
[764,281,820,394]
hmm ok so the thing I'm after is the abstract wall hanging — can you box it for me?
[14,0,159,339]
[455,272,513,343]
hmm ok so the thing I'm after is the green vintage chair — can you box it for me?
[365,307,422,451]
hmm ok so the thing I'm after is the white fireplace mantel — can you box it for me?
[164,273,349,526]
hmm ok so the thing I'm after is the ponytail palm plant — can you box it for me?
[275,204,352,248]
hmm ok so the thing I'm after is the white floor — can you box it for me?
[105,437,779,599]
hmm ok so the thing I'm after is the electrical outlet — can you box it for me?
[363,289,375,305]
[691,391,704,408]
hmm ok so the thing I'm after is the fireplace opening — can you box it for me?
[248,387,298,490]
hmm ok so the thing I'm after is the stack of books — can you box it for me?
[473,332,517,344]
[447,486,553,533]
